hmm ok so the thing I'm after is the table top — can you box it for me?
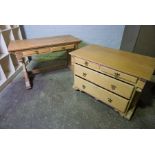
[70,44,155,81]
[8,35,81,52]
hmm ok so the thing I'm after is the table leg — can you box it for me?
[66,50,71,68]
[19,58,32,89]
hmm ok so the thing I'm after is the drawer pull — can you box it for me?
[114,72,120,78]
[107,98,112,103]
[82,85,86,89]
[35,51,39,54]
[83,72,87,77]
[85,61,89,66]
[111,84,116,90]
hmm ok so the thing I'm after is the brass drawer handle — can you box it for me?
[107,98,112,103]
[82,85,86,89]
[114,72,120,78]
[35,50,39,54]
[111,84,116,90]
[84,61,88,66]
[62,47,66,50]
[83,72,87,77]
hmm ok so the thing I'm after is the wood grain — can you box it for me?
[8,35,81,52]
[100,65,138,84]
[75,57,100,71]
[70,45,155,81]
[74,64,134,99]
[74,76,129,112]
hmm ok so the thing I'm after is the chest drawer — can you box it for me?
[100,65,138,84]
[74,76,129,112]
[75,57,100,71]
[75,64,134,99]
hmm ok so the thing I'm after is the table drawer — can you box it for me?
[100,65,138,84]
[75,64,134,99]
[23,47,50,56]
[75,57,99,71]
[74,76,128,112]
[50,44,75,52]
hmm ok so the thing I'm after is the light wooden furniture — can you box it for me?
[70,45,155,119]
[0,25,23,92]
[8,35,81,89]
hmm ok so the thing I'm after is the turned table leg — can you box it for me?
[66,50,72,68]
[19,58,32,89]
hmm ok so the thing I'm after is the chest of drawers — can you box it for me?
[70,45,155,119]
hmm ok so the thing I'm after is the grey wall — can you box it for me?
[134,26,155,57]
[120,26,140,51]
[120,25,155,57]
[23,25,125,49]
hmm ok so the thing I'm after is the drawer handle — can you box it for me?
[62,47,66,50]
[83,72,87,77]
[114,72,120,78]
[82,85,86,89]
[111,84,116,90]
[84,61,88,66]
[35,51,39,54]
[107,98,112,103]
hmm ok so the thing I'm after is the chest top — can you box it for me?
[70,45,155,81]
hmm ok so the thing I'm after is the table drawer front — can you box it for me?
[100,65,138,84]
[50,44,75,52]
[75,57,99,71]
[75,64,134,99]
[74,76,128,112]
[23,47,50,56]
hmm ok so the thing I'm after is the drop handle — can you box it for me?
[83,72,87,77]
[114,72,120,78]
[82,85,86,89]
[111,84,116,90]
[62,47,66,50]
[107,98,112,103]
[84,61,88,66]
[35,51,39,54]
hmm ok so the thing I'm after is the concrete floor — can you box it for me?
[0,68,155,129]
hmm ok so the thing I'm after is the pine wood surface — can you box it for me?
[70,45,155,81]
[74,64,134,99]
[8,35,81,52]
[74,76,128,112]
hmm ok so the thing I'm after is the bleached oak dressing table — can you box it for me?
[70,45,155,119]
[8,35,81,89]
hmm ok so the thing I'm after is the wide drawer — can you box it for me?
[23,47,50,56]
[50,44,75,52]
[74,76,128,112]
[75,57,137,84]
[100,65,138,84]
[75,57,100,71]
[75,64,134,99]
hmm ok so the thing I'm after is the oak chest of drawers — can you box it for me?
[70,45,155,119]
